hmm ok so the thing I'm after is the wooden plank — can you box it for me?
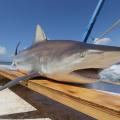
[28,80,120,120]
[0,70,120,120]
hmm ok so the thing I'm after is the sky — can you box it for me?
[0,0,120,60]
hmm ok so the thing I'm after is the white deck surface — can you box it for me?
[0,87,51,120]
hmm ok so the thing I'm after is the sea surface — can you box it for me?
[0,61,11,65]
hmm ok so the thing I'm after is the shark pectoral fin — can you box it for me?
[33,24,47,44]
[0,72,40,91]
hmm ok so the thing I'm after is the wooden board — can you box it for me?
[0,70,120,120]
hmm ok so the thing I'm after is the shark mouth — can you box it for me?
[71,67,120,94]
[71,66,120,84]
[71,68,102,80]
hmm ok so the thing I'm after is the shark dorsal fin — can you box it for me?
[34,24,47,44]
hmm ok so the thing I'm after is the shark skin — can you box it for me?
[13,40,120,84]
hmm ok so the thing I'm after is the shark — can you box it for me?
[0,24,120,91]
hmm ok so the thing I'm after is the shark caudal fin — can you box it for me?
[33,24,47,44]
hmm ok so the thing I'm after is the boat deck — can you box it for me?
[0,70,120,120]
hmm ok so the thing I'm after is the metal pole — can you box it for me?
[82,0,106,43]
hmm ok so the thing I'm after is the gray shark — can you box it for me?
[0,24,120,91]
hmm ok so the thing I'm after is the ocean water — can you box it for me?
[0,61,11,65]
[0,61,12,70]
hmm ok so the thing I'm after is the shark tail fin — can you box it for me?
[33,24,47,44]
